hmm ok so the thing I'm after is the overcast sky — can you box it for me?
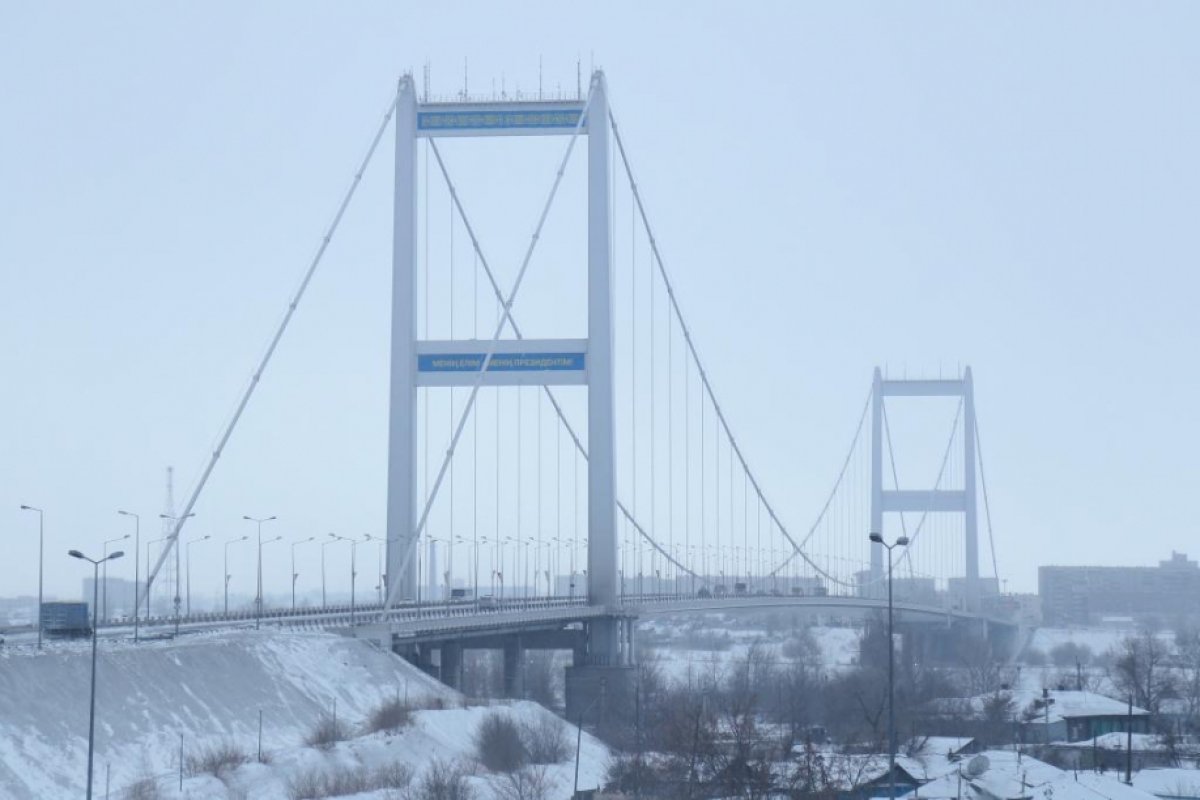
[2,2,1198,602]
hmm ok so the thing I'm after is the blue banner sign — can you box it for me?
[417,107,584,134]
[418,352,586,373]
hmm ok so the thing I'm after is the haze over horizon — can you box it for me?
[3,2,1198,601]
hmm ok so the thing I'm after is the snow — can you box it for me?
[904,751,1162,800]
[645,621,862,685]
[0,630,609,799]
[1133,769,1200,799]
[1030,628,1173,658]
[1066,733,1166,751]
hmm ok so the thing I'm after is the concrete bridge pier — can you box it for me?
[503,637,522,698]
[440,641,463,690]
[565,615,638,724]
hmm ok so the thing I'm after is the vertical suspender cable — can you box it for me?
[427,140,695,581]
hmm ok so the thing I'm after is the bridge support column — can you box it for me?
[440,642,462,690]
[566,615,637,724]
[502,637,523,698]
[869,367,884,597]
[385,74,419,601]
[586,71,622,670]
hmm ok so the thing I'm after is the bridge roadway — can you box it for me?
[0,591,1012,644]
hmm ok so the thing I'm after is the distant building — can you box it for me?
[1039,552,1200,625]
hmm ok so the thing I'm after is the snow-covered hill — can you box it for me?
[0,630,609,798]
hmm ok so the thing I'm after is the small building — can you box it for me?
[923,690,1150,745]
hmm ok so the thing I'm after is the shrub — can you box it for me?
[366,697,413,734]
[411,758,474,800]
[123,777,163,800]
[520,714,570,764]
[490,765,556,800]
[372,761,415,789]
[475,711,527,772]
[305,714,350,750]
[185,739,251,779]
[287,761,414,800]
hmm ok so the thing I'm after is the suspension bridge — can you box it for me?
[136,70,1010,712]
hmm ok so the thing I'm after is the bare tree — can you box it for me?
[1108,631,1177,716]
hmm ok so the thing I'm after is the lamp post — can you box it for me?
[254,534,282,628]
[347,535,369,625]
[320,533,338,608]
[145,535,169,620]
[159,512,194,636]
[100,533,129,623]
[116,510,140,641]
[291,536,315,610]
[869,531,910,800]
[224,535,248,615]
[68,547,124,800]
[242,515,277,629]
[20,505,44,649]
[185,534,210,616]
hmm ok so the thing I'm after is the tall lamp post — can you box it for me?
[253,534,282,628]
[291,536,315,610]
[224,535,248,615]
[20,505,44,649]
[145,535,169,621]
[869,531,910,800]
[116,510,140,641]
[101,533,129,623]
[159,512,194,634]
[320,533,338,608]
[185,534,210,616]
[69,547,124,800]
[346,535,369,625]
[242,515,277,629]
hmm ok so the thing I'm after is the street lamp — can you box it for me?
[101,533,130,623]
[224,535,248,615]
[347,535,370,625]
[145,535,169,620]
[254,534,283,628]
[159,512,195,632]
[242,515,277,629]
[20,505,44,649]
[69,547,124,800]
[291,536,316,610]
[868,531,910,800]
[185,534,210,616]
[320,533,339,608]
[117,510,141,641]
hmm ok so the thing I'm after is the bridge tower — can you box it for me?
[385,71,628,670]
[869,366,980,610]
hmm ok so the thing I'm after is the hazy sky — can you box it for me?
[3,2,1198,602]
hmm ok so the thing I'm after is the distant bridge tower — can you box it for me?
[869,366,980,610]
[385,71,624,666]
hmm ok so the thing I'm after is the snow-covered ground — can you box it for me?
[0,630,608,799]
[645,618,862,684]
[1028,626,1166,657]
